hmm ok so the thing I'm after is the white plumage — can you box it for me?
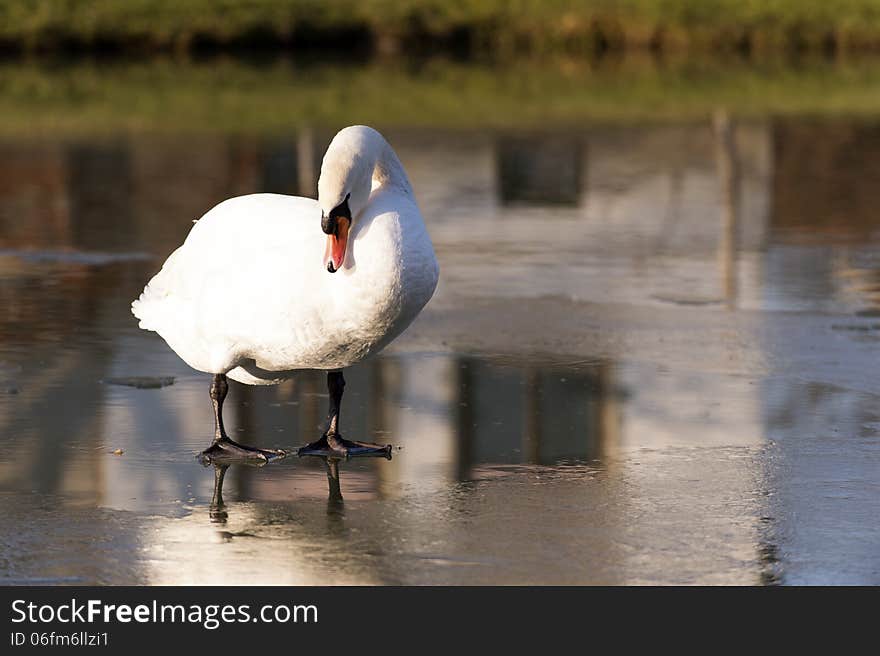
[132,126,439,386]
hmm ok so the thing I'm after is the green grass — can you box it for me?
[5,56,880,136]
[5,1,880,53]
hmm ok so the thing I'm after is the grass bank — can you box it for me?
[5,1,880,55]
[5,56,880,136]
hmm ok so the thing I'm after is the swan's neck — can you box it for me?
[372,142,413,197]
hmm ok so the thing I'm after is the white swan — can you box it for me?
[132,126,439,461]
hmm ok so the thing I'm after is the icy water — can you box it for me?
[1,80,880,584]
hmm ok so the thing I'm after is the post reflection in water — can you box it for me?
[0,114,879,584]
[713,110,741,309]
[453,357,616,475]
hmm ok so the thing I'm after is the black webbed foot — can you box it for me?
[297,433,392,460]
[198,437,288,466]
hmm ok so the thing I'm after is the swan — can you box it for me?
[132,126,439,462]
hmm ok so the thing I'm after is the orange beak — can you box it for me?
[323,216,350,273]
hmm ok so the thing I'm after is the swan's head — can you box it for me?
[317,126,381,273]
[320,192,352,274]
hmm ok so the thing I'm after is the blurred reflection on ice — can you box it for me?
[1,117,878,584]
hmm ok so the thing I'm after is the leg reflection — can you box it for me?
[206,457,350,523]
[325,457,346,525]
[325,458,343,503]
[209,463,229,524]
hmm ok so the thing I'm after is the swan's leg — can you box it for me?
[198,373,287,465]
[297,371,392,459]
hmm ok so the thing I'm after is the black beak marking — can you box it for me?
[322,193,351,235]
[321,213,337,236]
[323,193,350,274]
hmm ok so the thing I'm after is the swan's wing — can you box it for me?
[132,193,327,371]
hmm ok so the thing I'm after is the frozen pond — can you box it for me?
[1,67,879,584]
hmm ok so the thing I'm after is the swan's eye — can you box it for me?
[322,193,351,235]
[329,193,351,219]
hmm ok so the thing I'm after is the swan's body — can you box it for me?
[131,126,438,462]
[133,127,438,383]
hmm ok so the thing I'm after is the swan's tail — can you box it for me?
[131,248,182,332]
[131,287,163,331]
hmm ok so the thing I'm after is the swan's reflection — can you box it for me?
[138,458,384,584]
[208,457,347,526]
[207,459,351,564]
[325,458,344,504]
[323,459,346,536]
[209,463,230,523]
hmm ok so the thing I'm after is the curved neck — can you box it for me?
[372,141,413,197]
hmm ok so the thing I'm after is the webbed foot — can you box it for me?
[198,437,288,466]
[297,433,392,460]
